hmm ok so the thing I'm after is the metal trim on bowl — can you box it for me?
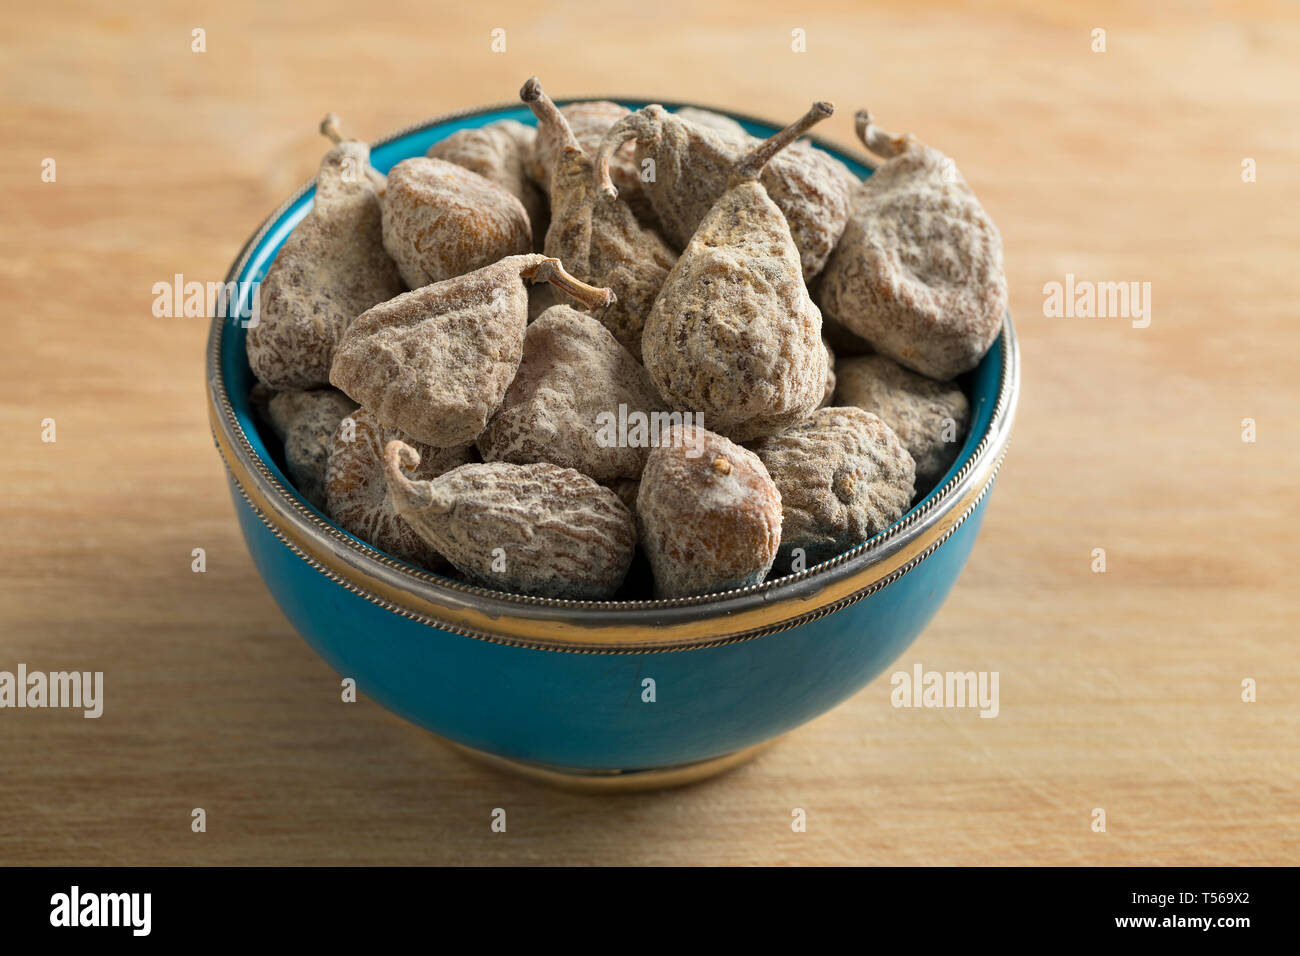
[206,100,1020,653]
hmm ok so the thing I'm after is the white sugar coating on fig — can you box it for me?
[596,103,852,279]
[329,255,614,449]
[636,424,782,599]
[427,120,548,245]
[640,105,832,443]
[383,445,636,600]
[476,304,665,483]
[671,107,747,138]
[331,256,531,447]
[521,77,677,360]
[380,156,532,289]
[834,354,970,491]
[247,131,405,390]
[758,140,856,281]
[265,389,357,509]
[641,194,827,442]
[325,407,474,571]
[751,405,915,574]
[816,109,1007,381]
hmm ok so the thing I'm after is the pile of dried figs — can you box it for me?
[247,78,1006,601]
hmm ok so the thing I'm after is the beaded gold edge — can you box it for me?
[206,100,1019,654]
[214,429,1007,654]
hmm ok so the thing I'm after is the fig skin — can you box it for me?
[636,424,782,599]
[247,126,404,390]
[816,109,1007,381]
[384,445,636,600]
[526,98,655,226]
[834,354,970,492]
[330,255,614,449]
[381,156,532,289]
[521,77,677,361]
[263,388,357,509]
[427,120,548,246]
[595,105,852,280]
[325,407,475,571]
[639,104,834,443]
[751,405,916,574]
[477,304,665,483]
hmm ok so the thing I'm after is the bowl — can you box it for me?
[206,99,1019,790]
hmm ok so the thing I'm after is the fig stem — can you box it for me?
[319,112,387,194]
[855,109,907,159]
[734,101,834,182]
[523,257,617,312]
[593,111,653,201]
[320,113,345,144]
[382,440,437,513]
[520,76,581,153]
[593,136,628,200]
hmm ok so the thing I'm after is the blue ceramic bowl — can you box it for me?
[207,100,1019,789]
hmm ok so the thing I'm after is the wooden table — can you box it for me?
[2,1,1297,865]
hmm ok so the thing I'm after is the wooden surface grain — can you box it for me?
[2,0,1298,866]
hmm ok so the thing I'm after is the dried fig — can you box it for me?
[639,104,832,442]
[383,443,635,599]
[674,106,861,210]
[595,102,852,279]
[521,77,677,360]
[816,109,1007,381]
[525,97,653,225]
[380,156,531,289]
[246,115,404,389]
[263,388,357,508]
[751,405,915,573]
[427,120,548,247]
[671,107,747,138]
[834,354,970,491]
[476,304,664,483]
[330,255,614,448]
[324,407,474,570]
[637,424,781,599]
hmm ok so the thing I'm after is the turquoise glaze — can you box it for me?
[233,480,990,768]
[213,102,1013,772]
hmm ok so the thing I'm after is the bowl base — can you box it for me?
[441,738,777,793]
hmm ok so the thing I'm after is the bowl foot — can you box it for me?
[440,738,777,793]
